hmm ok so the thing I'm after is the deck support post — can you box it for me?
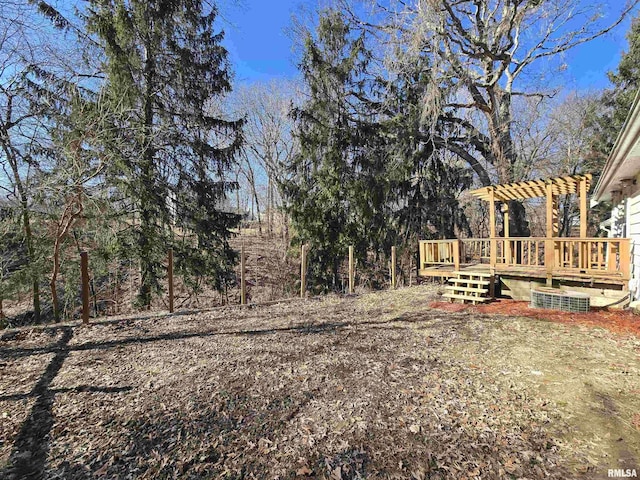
[489,275,496,299]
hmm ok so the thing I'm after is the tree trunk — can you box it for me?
[50,199,82,323]
[333,256,340,292]
[3,147,40,322]
[252,185,262,234]
[507,201,530,237]
[138,163,154,307]
[271,176,277,235]
[24,206,41,322]
[487,89,530,237]
[50,238,62,322]
[113,264,118,315]
[559,195,572,237]
[235,171,241,215]
[283,211,289,246]
[138,34,157,308]
[267,175,273,236]
[244,161,262,234]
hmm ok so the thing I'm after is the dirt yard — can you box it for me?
[0,286,638,479]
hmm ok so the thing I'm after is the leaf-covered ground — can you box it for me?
[0,286,638,479]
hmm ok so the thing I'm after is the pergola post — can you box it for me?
[545,182,555,286]
[489,188,497,298]
[466,174,592,290]
[503,203,510,265]
[579,177,588,269]
[579,177,588,237]
[553,197,559,236]
[489,187,496,268]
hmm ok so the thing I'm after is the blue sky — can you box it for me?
[221,1,638,91]
[222,0,302,83]
[563,13,636,91]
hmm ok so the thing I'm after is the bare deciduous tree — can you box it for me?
[342,0,638,234]
[0,1,102,321]
[0,1,56,321]
[545,92,600,235]
[232,79,300,236]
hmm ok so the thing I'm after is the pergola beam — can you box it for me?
[469,174,591,203]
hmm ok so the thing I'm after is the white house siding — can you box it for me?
[627,192,640,301]
[610,200,627,238]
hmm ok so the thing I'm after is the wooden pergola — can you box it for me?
[469,174,592,286]
[469,173,592,240]
[418,172,630,292]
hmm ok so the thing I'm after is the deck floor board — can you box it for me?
[419,263,627,285]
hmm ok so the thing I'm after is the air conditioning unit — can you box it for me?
[530,288,590,313]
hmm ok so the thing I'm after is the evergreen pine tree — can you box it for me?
[587,15,640,172]
[287,10,370,290]
[86,0,242,306]
[287,10,471,290]
[381,57,472,242]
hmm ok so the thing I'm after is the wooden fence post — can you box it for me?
[240,243,246,305]
[391,246,397,289]
[80,251,90,324]
[348,245,355,294]
[300,244,307,298]
[168,249,174,313]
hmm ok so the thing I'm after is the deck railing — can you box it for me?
[460,238,491,263]
[419,239,459,265]
[495,238,546,267]
[419,237,631,280]
[552,238,630,278]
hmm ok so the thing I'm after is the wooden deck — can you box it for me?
[420,175,632,291]
[418,237,630,287]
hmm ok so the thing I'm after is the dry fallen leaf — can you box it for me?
[94,461,110,477]
[1,285,637,480]
[296,465,313,476]
[331,466,342,480]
